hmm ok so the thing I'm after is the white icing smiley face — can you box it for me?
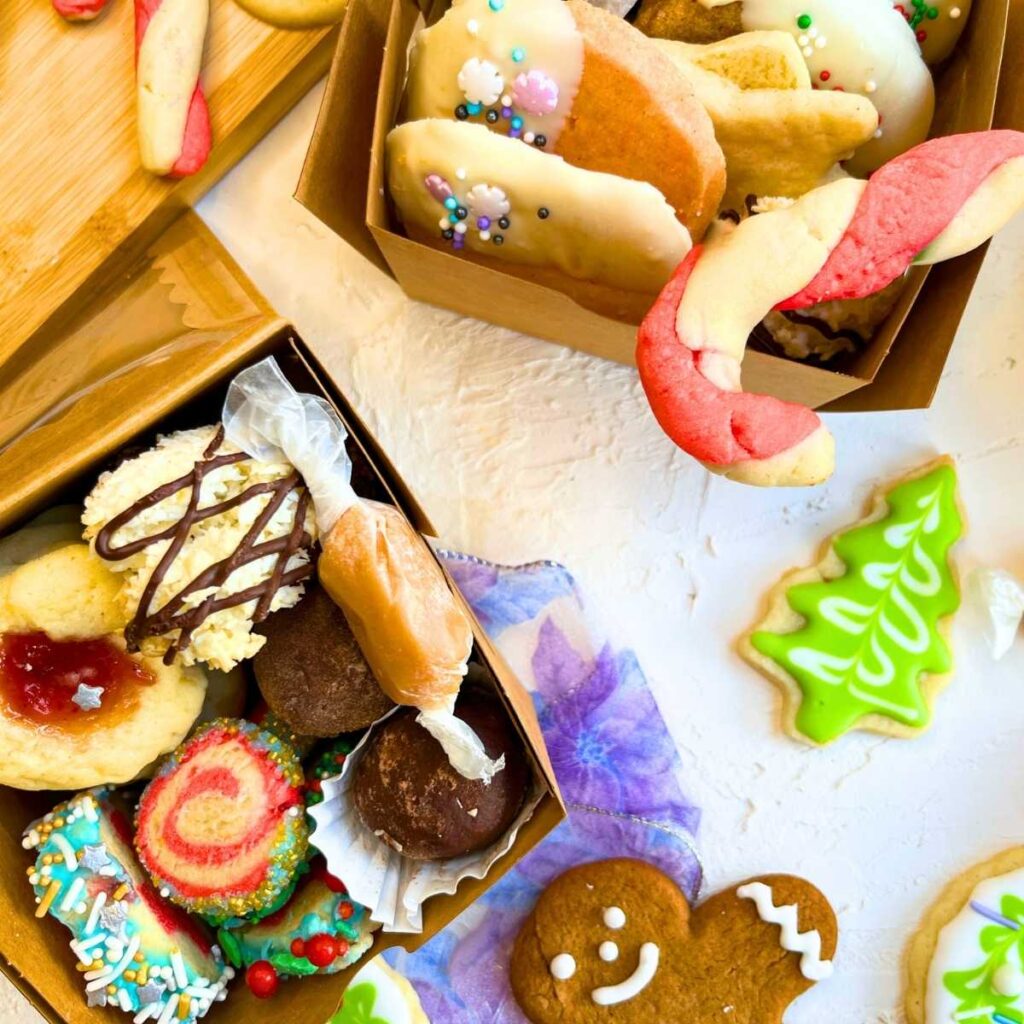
[547,905,661,1006]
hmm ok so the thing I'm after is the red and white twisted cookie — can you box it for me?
[53,0,109,20]
[135,0,212,177]
[637,130,1024,487]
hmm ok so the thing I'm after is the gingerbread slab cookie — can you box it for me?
[906,846,1024,1024]
[510,858,836,1024]
[740,457,965,744]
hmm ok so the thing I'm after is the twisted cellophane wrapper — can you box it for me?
[223,359,500,782]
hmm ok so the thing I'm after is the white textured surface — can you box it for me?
[5,83,1023,1023]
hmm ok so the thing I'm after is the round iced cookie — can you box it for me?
[135,718,309,920]
[904,847,1024,1024]
[220,861,378,992]
[22,789,234,1020]
[894,0,973,65]
[332,960,431,1024]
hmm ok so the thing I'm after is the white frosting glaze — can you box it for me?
[404,0,584,148]
[136,0,208,175]
[603,906,626,929]
[387,119,692,293]
[737,882,834,981]
[737,0,934,174]
[591,943,660,1005]
[550,953,577,980]
[676,176,865,370]
[916,158,1024,266]
[926,867,1024,1021]
[599,941,619,962]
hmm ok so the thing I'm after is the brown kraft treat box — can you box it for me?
[296,0,1017,412]
[0,212,565,1024]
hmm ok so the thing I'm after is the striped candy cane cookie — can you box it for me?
[637,130,1024,487]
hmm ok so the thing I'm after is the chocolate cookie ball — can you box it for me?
[353,693,530,861]
[253,582,394,736]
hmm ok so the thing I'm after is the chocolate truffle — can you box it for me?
[253,581,394,736]
[353,693,530,861]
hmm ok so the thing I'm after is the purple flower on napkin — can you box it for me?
[386,556,702,1024]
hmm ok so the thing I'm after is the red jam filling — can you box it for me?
[0,631,153,729]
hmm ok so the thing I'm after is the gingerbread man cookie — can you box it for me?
[510,858,837,1024]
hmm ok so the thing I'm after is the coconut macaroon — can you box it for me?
[82,425,317,672]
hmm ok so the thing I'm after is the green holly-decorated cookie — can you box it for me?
[905,846,1024,1024]
[331,960,430,1024]
[741,457,964,745]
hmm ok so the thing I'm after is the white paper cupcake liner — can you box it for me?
[307,720,543,933]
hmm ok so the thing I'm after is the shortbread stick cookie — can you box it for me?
[135,0,212,177]
[636,130,1024,486]
[511,858,837,1024]
[636,0,935,175]
[53,0,110,20]
[740,458,965,745]
[404,0,726,240]
[653,36,878,205]
[906,846,1024,1024]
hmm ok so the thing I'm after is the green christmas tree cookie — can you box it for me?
[741,457,964,745]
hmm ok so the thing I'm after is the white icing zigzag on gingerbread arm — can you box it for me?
[737,882,834,982]
[637,131,1024,488]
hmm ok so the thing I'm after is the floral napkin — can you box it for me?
[381,553,703,1023]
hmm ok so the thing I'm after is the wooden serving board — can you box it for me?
[0,0,335,367]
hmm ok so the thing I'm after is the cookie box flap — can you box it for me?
[0,212,287,532]
[297,0,411,276]
[0,0,334,373]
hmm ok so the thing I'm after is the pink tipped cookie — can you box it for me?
[135,719,308,921]
[637,130,1024,488]
[53,0,110,20]
[134,0,212,178]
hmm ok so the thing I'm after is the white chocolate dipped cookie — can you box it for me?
[894,0,973,65]
[386,119,693,321]
[636,0,935,175]
[906,847,1024,1024]
[404,0,726,240]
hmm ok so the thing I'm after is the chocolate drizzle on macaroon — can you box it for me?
[95,425,313,665]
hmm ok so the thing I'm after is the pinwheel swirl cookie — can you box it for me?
[22,789,234,1020]
[636,130,1024,486]
[511,858,837,1024]
[135,719,308,921]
